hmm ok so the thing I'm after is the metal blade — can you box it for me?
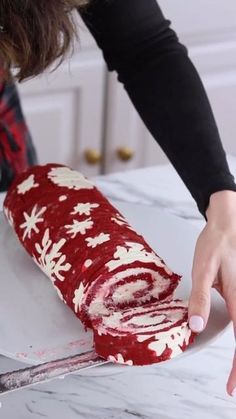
[0,351,109,395]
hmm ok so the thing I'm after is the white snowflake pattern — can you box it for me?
[106,242,165,272]
[20,205,46,240]
[85,232,110,248]
[48,167,94,190]
[65,218,94,238]
[111,213,135,231]
[4,206,14,228]
[72,282,85,313]
[17,174,39,195]
[147,325,192,359]
[71,202,99,216]
[33,228,71,282]
[108,353,133,366]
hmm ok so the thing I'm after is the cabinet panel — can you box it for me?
[104,1,236,172]
[18,51,106,177]
[158,0,236,43]
[21,92,76,166]
[103,72,167,175]
[107,60,236,172]
[103,73,140,173]
[15,2,236,175]
[205,76,236,155]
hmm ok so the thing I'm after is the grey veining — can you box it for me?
[1,155,236,418]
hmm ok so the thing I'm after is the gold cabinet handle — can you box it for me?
[117,146,134,162]
[84,149,102,165]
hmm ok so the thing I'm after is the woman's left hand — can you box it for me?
[188,190,236,397]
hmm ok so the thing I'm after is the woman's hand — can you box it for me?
[188,190,236,397]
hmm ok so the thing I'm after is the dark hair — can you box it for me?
[0,0,89,82]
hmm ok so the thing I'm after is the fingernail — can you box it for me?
[231,387,236,398]
[189,315,204,332]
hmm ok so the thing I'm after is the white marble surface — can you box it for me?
[1,155,236,418]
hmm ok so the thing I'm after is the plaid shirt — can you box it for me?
[0,77,37,191]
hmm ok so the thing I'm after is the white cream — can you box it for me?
[48,167,94,190]
[101,309,183,335]
[73,282,85,313]
[20,205,46,240]
[87,301,110,317]
[87,267,171,318]
[106,242,172,275]
[147,324,192,358]
[71,202,99,216]
[112,279,147,305]
[96,300,189,352]
[86,233,110,249]
[96,301,191,360]
[131,313,166,327]
[33,228,71,282]
[65,218,94,238]
[17,174,39,195]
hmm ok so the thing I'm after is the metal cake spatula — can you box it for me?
[0,350,109,395]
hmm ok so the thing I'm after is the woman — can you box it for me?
[0,0,236,396]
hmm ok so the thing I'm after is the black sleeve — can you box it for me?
[78,0,236,220]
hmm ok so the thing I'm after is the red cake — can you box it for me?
[3,163,196,365]
[93,300,193,365]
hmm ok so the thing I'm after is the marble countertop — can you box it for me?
[1,156,236,418]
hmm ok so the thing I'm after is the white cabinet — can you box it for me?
[190,44,236,157]
[20,91,76,167]
[103,0,236,172]
[163,0,236,157]
[17,2,236,175]
[102,70,165,175]
[18,16,106,178]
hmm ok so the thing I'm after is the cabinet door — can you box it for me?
[103,72,167,175]
[189,43,236,157]
[159,0,236,158]
[18,49,106,177]
[104,0,236,172]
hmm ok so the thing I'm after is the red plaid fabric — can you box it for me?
[0,75,37,191]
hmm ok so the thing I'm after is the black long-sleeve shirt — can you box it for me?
[1,0,235,220]
[79,0,236,220]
